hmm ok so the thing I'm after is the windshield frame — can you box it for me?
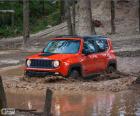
[42,39,82,54]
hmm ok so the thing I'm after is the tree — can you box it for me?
[0,76,7,113]
[111,0,116,34]
[65,0,73,35]
[40,0,45,16]
[72,0,76,35]
[78,0,95,36]
[138,0,140,33]
[60,0,65,22]
[23,0,30,47]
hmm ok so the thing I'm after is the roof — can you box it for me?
[55,35,108,40]
[83,35,107,40]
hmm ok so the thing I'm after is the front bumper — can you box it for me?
[25,70,61,77]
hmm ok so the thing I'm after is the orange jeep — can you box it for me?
[25,35,117,78]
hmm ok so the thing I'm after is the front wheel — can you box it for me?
[69,70,80,79]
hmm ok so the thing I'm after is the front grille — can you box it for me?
[30,59,53,68]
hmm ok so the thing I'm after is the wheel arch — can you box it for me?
[67,63,83,77]
[107,60,117,70]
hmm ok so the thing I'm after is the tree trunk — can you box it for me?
[65,0,73,35]
[23,0,30,47]
[138,0,140,33]
[43,88,53,116]
[40,0,45,16]
[111,0,116,34]
[60,0,65,22]
[78,0,95,36]
[72,0,76,35]
[0,76,7,112]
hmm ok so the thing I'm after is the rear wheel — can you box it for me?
[106,65,116,73]
[69,70,80,79]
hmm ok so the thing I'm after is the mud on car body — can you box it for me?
[25,35,117,78]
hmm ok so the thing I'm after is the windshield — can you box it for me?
[43,40,80,54]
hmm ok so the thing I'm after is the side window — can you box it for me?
[83,40,96,54]
[95,39,108,52]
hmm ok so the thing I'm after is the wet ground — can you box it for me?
[0,55,139,115]
[6,86,140,116]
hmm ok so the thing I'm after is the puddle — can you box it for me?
[6,89,140,116]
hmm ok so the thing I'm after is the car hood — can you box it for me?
[26,53,78,61]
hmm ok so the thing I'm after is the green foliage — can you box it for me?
[47,10,61,26]
[0,0,61,38]
[0,25,22,38]
[31,17,48,33]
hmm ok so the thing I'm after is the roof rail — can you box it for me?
[55,35,81,38]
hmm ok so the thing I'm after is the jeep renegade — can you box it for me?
[25,35,117,78]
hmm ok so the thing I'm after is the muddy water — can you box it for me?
[1,55,140,115]
[6,88,140,116]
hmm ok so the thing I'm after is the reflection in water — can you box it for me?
[28,101,32,110]
[6,88,140,116]
[52,90,140,116]
[53,93,115,116]
[6,90,45,112]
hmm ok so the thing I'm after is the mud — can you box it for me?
[2,71,137,94]
[0,55,139,93]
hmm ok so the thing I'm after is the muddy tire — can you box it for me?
[69,70,80,79]
[106,65,116,73]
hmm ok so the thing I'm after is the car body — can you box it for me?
[25,35,117,78]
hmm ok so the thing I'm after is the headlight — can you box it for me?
[26,59,31,67]
[53,60,60,68]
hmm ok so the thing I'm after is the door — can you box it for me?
[94,39,109,72]
[81,40,98,75]
[82,39,109,75]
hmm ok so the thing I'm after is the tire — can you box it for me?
[106,65,116,73]
[69,70,80,79]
